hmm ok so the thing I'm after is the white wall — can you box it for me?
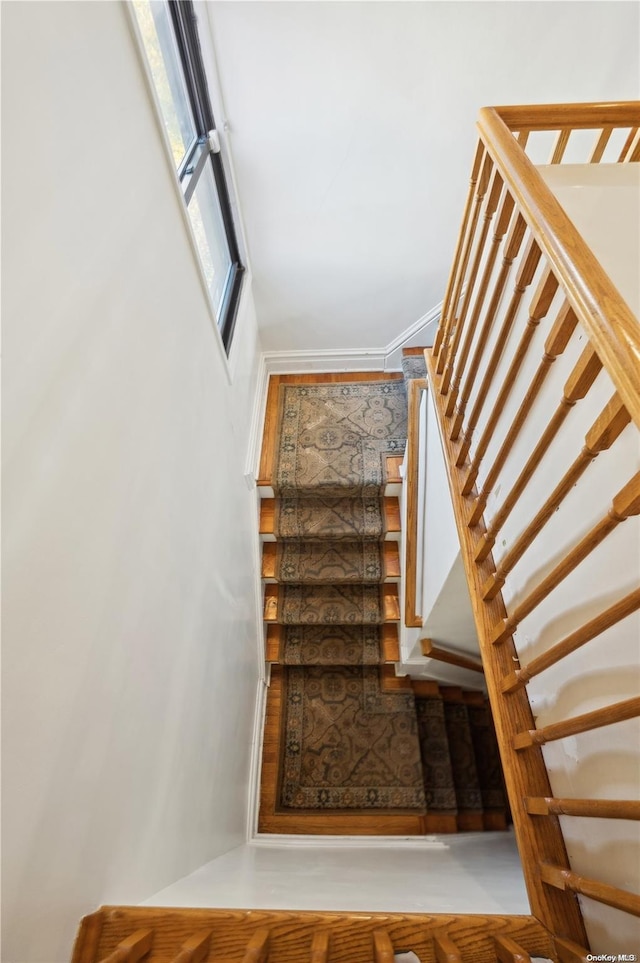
[2,4,263,962]
[205,0,639,353]
[141,836,528,915]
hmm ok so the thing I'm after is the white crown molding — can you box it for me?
[261,300,444,376]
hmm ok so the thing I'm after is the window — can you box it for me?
[133,0,244,351]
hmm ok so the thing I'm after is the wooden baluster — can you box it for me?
[434,141,485,367]
[494,934,532,963]
[442,157,498,402]
[516,129,530,151]
[554,936,590,963]
[501,587,640,693]
[433,932,463,963]
[514,696,640,750]
[421,638,484,673]
[589,127,613,163]
[310,930,330,963]
[454,224,536,471]
[526,796,640,820]
[71,911,104,963]
[549,128,571,164]
[373,929,395,963]
[242,928,270,963]
[483,393,631,599]
[437,152,493,380]
[472,339,600,541]
[618,126,639,162]
[170,930,212,963]
[626,128,640,162]
[492,471,640,644]
[540,862,640,917]
[462,263,556,490]
[97,930,153,963]
[450,192,517,442]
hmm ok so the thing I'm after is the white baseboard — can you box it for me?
[246,676,268,841]
[250,834,448,849]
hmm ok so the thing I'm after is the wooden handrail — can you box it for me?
[404,378,427,627]
[540,862,640,917]
[477,106,640,429]
[494,101,640,130]
[501,588,640,693]
[514,697,640,750]
[526,796,640,820]
[421,638,484,674]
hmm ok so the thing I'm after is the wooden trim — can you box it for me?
[513,697,640,750]
[257,372,404,487]
[71,912,105,963]
[258,666,426,835]
[477,106,640,429]
[421,638,484,674]
[493,101,640,130]
[554,936,590,963]
[260,499,401,539]
[78,908,554,963]
[261,542,400,583]
[381,624,400,662]
[170,930,212,963]
[525,797,640,820]
[425,350,588,944]
[494,933,532,963]
[97,929,153,963]
[404,378,428,627]
[540,862,640,917]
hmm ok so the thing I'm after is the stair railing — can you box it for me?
[426,101,640,947]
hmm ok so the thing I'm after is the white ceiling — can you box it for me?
[205,1,639,353]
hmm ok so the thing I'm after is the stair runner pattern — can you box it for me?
[267,363,507,826]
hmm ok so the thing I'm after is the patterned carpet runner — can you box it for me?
[267,363,507,825]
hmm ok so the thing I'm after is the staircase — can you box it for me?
[72,905,578,963]
[257,371,507,834]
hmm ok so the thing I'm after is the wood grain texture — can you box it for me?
[404,378,428,627]
[477,105,640,429]
[494,933,531,963]
[169,930,211,963]
[491,475,640,645]
[421,638,484,674]
[425,350,587,945]
[71,912,105,963]
[74,908,554,963]
[97,929,153,963]
[501,588,640,693]
[554,936,591,963]
[525,797,640,820]
[434,932,463,963]
[540,863,640,917]
[434,140,486,365]
[513,697,640,750]
[493,101,640,131]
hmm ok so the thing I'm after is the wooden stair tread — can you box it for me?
[259,497,401,538]
[260,541,400,583]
